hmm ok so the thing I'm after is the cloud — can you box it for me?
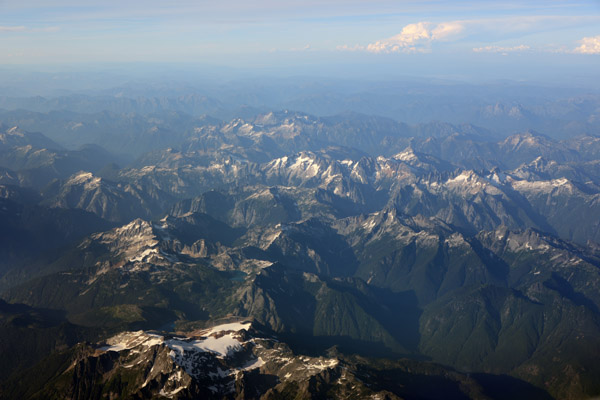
[290,44,311,51]
[0,26,26,32]
[338,16,600,55]
[360,21,465,54]
[0,25,59,33]
[338,20,466,54]
[573,35,600,54]
[336,44,366,51]
[431,22,465,40]
[473,45,531,54]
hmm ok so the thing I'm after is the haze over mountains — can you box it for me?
[1,77,599,143]
[1,76,600,400]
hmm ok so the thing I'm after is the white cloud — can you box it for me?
[338,16,600,55]
[431,22,464,41]
[366,22,430,53]
[0,25,59,33]
[0,26,26,32]
[336,44,365,51]
[473,45,531,54]
[290,44,311,51]
[574,35,600,54]
[361,21,465,54]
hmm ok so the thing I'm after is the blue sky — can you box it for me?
[1,1,599,82]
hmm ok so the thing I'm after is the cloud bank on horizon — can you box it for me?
[0,0,598,82]
[337,16,600,55]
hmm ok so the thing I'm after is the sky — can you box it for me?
[1,0,599,83]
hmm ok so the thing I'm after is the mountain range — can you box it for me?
[1,108,599,399]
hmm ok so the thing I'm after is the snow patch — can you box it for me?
[129,247,159,262]
[394,149,418,162]
[166,333,243,358]
[159,386,186,398]
[100,331,163,352]
[512,178,573,194]
[204,322,252,335]
[242,357,265,371]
